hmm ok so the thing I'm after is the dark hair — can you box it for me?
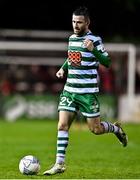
[73,6,90,21]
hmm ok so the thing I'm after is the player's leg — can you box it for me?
[87,116,119,134]
[87,117,128,147]
[78,93,128,147]
[87,116,104,134]
[43,111,75,175]
[43,91,76,175]
[56,110,75,165]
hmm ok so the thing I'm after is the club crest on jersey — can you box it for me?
[68,51,82,66]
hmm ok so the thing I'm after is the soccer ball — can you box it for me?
[19,155,40,175]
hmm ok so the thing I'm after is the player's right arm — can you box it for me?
[56,59,68,78]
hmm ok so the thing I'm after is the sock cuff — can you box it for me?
[58,130,68,137]
[101,121,109,132]
[101,121,119,133]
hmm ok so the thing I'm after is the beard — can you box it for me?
[74,28,86,36]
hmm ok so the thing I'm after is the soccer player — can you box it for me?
[43,6,128,175]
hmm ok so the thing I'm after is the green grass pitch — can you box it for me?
[0,119,140,179]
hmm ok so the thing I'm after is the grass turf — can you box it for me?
[0,119,140,179]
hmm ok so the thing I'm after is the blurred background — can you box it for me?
[0,0,139,122]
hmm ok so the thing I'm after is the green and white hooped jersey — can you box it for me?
[64,31,108,94]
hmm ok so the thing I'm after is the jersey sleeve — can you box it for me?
[61,58,68,71]
[60,36,71,71]
[93,37,111,68]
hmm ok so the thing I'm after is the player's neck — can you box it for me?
[76,29,91,37]
[82,29,91,36]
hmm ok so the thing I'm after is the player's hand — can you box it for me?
[56,68,65,78]
[83,39,94,51]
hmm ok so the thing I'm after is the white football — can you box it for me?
[19,155,40,175]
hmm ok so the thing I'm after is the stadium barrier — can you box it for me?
[0,94,117,122]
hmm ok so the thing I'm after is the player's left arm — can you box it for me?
[83,38,111,68]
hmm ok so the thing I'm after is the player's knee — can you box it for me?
[58,123,69,131]
[93,128,102,135]
[89,127,102,135]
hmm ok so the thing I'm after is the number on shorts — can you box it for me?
[60,97,72,106]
